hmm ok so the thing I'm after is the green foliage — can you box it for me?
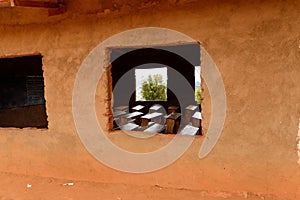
[195,88,202,104]
[141,74,167,101]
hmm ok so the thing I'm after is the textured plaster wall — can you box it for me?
[0,0,299,199]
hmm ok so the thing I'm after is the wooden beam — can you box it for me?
[14,0,62,8]
[0,0,12,7]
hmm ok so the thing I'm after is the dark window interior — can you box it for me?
[0,55,48,128]
[109,44,202,134]
[110,44,201,113]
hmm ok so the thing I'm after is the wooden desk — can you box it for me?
[149,105,163,113]
[184,105,198,124]
[132,105,145,111]
[165,113,181,134]
[120,123,139,131]
[144,123,165,133]
[192,111,202,128]
[179,124,199,136]
[141,112,163,127]
[114,106,128,112]
[168,106,179,114]
[137,122,155,131]
[113,110,127,118]
[113,110,127,128]
[120,111,144,126]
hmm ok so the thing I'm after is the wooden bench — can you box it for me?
[113,110,127,128]
[165,112,181,134]
[191,111,202,128]
[131,105,145,113]
[149,105,164,114]
[144,123,165,133]
[120,111,144,126]
[167,106,179,114]
[184,105,198,124]
[119,123,139,131]
[141,112,163,127]
[136,122,155,131]
[113,110,127,118]
[179,124,199,136]
[114,106,128,112]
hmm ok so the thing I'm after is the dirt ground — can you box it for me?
[0,172,278,200]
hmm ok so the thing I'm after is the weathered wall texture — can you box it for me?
[0,0,299,199]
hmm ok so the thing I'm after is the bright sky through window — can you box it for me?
[195,66,201,89]
[135,67,167,101]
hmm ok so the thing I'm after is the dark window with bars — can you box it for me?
[0,55,48,128]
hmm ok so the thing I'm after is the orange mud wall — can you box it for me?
[0,0,299,199]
